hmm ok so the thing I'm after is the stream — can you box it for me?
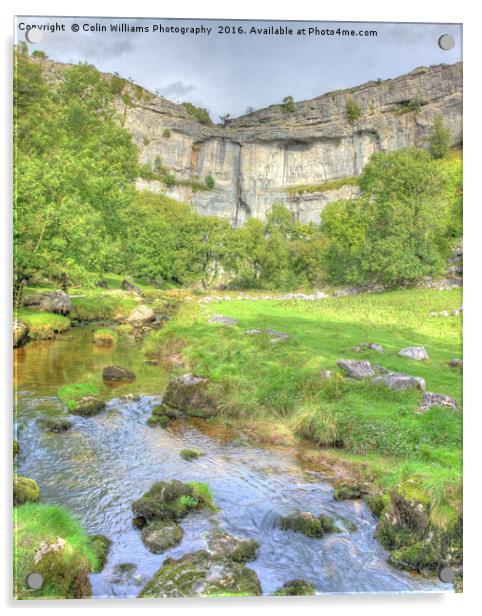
[14,325,449,598]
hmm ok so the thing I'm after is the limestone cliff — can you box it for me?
[39,59,463,225]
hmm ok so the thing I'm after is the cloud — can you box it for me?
[157,81,196,98]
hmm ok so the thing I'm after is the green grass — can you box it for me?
[15,308,70,339]
[14,504,98,599]
[148,287,462,518]
[70,290,138,321]
[285,176,359,195]
[93,328,118,345]
[58,383,100,410]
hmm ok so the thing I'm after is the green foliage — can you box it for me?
[286,176,359,195]
[281,95,295,113]
[58,383,100,410]
[14,503,98,599]
[180,449,204,461]
[346,97,362,122]
[162,128,171,138]
[321,148,460,287]
[205,174,215,189]
[428,114,452,159]
[109,73,126,94]
[397,97,423,114]
[93,328,118,345]
[182,102,212,125]
[70,290,137,321]
[31,50,47,59]
[14,52,138,294]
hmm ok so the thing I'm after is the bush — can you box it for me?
[162,128,171,138]
[281,95,295,113]
[428,114,451,159]
[346,97,362,122]
[205,174,215,189]
[31,50,47,59]
[182,102,212,125]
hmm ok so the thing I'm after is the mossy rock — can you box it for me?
[14,476,40,506]
[389,541,438,572]
[58,383,100,411]
[37,415,73,432]
[147,414,170,428]
[180,449,204,461]
[132,479,216,523]
[162,374,217,418]
[152,403,180,419]
[333,481,363,501]
[13,439,19,458]
[207,530,259,563]
[93,328,118,346]
[89,534,111,572]
[139,547,261,598]
[364,494,389,518]
[117,323,134,336]
[273,579,316,596]
[279,511,339,538]
[141,520,184,554]
[72,396,105,417]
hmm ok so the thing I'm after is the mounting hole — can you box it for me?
[439,566,456,584]
[438,34,455,51]
[26,572,43,589]
[25,28,44,44]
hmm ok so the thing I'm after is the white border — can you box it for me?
[1,1,480,614]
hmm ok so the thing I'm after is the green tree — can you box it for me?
[428,114,451,159]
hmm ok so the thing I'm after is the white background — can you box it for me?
[1,1,480,614]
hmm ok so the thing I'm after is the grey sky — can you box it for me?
[15,17,462,121]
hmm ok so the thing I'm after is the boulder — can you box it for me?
[352,342,384,353]
[89,534,111,572]
[121,279,141,294]
[14,475,40,506]
[36,415,73,432]
[337,359,374,379]
[398,346,429,361]
[139,530,261,598]
[319,370,333,379]
[418,392,458,413]
[208,315,239,325]
[102,365,136,382]
[371,372,426,391]
[162,373,216,418]
[448,359,463,369]
[23,290,72,315]
[13,320,29,347]
[278,511,340,538]
[333,481,365,501]
[126,305,155,325]
[141,520,184,554]
[72,396,106,417]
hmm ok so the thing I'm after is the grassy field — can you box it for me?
[148,287,462,531]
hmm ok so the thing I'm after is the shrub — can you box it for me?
[282,95,295,113]
[110,73,126,95]
[182,102,212,125]
[346,97,362,122]
[205,174,215,190]
[162,128,171,138]
[428,114,451,159]
[164,174,176,187]
[31,50,47,59]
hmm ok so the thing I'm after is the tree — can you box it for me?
[428,114,451,159]
[321,148,456,287]
[282,96,295,113]
[219,114,230,126]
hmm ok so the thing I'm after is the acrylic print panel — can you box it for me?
[13,16,462,600]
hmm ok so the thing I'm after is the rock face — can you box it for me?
[23,290,72,315]
[37,59,461,225]
[141,520,184,554]
[125,62,463,224]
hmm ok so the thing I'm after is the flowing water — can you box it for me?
[14,325,449,598]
